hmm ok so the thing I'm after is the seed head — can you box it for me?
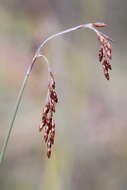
[97,32,112,80]
[39,72,58,158]
[91,23,112,80]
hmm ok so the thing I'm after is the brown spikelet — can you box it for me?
[93,22,107,27]
[39,72,58,158]
[93,23,112,80]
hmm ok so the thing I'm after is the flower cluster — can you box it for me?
[93,23,112,80]
[39,72,58,158]
[98,33,112,80]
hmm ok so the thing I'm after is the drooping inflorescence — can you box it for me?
[97,34,112,80]
[38,22,113,158]
[93,23,112,80]
[39,72,58,158]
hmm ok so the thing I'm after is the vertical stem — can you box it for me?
[0,57,36,165]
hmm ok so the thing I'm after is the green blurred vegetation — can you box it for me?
[0,0,127,190]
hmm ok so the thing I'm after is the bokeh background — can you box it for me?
[0,0,127,190]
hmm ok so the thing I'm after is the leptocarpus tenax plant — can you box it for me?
[0,22,112,162]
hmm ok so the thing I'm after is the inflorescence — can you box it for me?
[38,22,113,158]
[92,22,112,80]
[39,72,58,158]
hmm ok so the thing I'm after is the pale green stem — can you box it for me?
[0,56,36,164]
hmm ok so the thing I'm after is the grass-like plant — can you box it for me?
[0,22,112,163]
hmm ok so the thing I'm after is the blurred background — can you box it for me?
[0,0,127,189]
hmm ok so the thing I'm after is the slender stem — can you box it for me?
[35,24,84,56]
[0,57,36,165]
